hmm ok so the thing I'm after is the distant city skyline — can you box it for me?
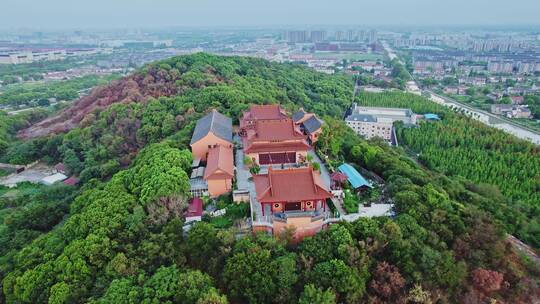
[1,0,540,30]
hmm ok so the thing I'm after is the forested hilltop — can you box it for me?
[0,53,539,303]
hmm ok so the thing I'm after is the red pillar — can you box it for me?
[262,203,265,216]
[323,200,326,212]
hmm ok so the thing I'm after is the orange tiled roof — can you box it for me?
[204,145,234,180]
[253,167,331,203]
[243,119,310,153]
[243,104,287,121]
[250,119,304,141]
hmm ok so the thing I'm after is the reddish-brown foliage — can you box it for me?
[17,65,218,139]
[369,261,406,301]
[471,268,504,295]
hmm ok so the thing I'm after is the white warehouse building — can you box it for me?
[345,104,417,141]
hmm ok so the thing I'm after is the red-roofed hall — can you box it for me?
[252,166,332,239]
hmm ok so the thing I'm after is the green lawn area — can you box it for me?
[0,182,44,200]
[313,52,383,61]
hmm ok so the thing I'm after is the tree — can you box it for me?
[196,289,229,304]
[2,75,19,84]
[471,268,504,295]
[299,284,336,304]
[62,148,83,174]
[176,270,220,304]
[186,222,221,270]
[407,284,432,304]
[48,282,72,304]
[224,237,298,303]
[38,98,51,106]
[142,266,220,303]
[308,259,365,302]
[369,262,405,300]
[98,278,142,304]
[465,87,476,96]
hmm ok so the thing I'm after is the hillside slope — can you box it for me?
[17,66,186,138]
[1,54,538,304]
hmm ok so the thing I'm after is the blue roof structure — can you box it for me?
[338,163,373,189]
[424,113,441,120]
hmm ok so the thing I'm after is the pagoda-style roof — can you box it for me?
[292,108,307,123]
[253,166,332,203]
[243,119,310,153]
[303,116,323,134]
[242,104,287,121]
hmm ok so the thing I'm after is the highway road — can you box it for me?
[427,91,540,144]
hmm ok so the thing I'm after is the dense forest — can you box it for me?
[355,91,540,248]
[0,54,538,303]
[0,111,49,157]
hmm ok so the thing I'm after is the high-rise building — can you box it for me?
[347,30,357,41]
[286,30,308,43]
[487,61,514,74]
[369,29,378,43]
[359,30,366,42]
[335,30,345,41]
[310,30,327,43]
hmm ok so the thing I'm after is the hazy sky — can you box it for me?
[1,0,539,29]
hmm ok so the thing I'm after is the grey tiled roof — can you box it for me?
[303,116,323,134]
[292,109,306,122]
[190,110,232,145]
[345,113,377,122]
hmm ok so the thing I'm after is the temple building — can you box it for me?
[240,104,288,129]
[252,166,332,239]
[240,104,311,165]
[190,110,234,197]
[190,109,233,161]
[242,118,310,165]
[292,108,324,144]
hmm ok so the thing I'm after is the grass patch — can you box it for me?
[206,194,250,228]
[343,189,358,214]
[209,216,233,229]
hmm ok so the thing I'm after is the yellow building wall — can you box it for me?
[190,133,232,161]
[207,178,232,197]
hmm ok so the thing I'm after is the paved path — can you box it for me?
[330,197,347,217]
[507,234,540,264]
[234,135,271,224]
[308,150,331,188]
[0,163,54,187]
